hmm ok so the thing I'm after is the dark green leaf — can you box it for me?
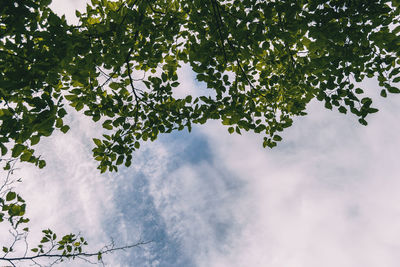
[338,106,347,114]
[134,142,140,149]
[12,144,25,158]
[0,144,7,156]
[6,191,16,201]
[31,135,40,146]
[116,155,124,165]
[171,82,179,87]
[38,160,46,169]
[392,77,400,83]
[388,86,400,94]
[355,88,364,94]
[358,118,368,126]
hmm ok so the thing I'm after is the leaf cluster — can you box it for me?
[1,0,399,170]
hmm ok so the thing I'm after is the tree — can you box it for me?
[1,0,400,170]
[0,0,399,264]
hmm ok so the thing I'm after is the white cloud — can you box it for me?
[175,90,400,267]
[126,75,400,267]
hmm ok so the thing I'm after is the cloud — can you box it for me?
[121,77,400,267]
[172,88,400,267]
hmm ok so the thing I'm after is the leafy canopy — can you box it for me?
[1,0,399,172]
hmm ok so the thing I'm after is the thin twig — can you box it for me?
[0,241,152,263]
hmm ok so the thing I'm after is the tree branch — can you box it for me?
[0,241,152,266]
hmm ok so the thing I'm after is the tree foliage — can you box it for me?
[1,0,399,172]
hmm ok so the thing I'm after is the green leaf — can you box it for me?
[161,72,167,82]
[12,144,25,158]
[338,106,347,114]
[93,138,102,146]
[355,88,364,94]
[109,82,120,90]
[125,160,132,167]
[358,118,368,126]
[324,102,332,110]
[60,125,70,133]
[100,165,107,173]
[102,121,113,130]
[20,152,32,162]
[0,143,7,156]
[4,162,10,170]
[38,160,46,169]
[388,86,400,94]
[64,95,77,101]
[55,118,63,128]
[134,142,140,149]
[116,155,124,165]
[9,205,21,216]
[31,135,40,146]
[58,108,67,118]
[75,102,84,111]
[368,108,379,113]
[171,82,179,87]
[268,141,277,148]
[228,127,234,134]
[6,191,16,201]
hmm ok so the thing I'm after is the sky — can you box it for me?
[1,1,400,267]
